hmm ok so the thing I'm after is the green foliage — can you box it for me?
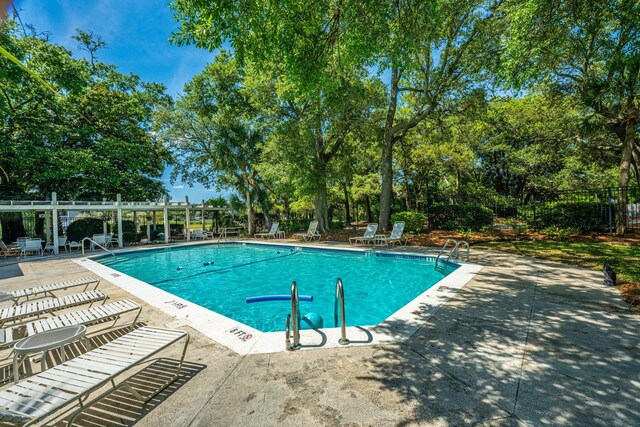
[520,201,613,232]
[480,225,498,235]
[541,226,580,241]
[113,220,137,243]
[279,219,312,232]
[0,23,170,202]
[391,211,426,233]
[427,205,493,231]
[66,217,107,242]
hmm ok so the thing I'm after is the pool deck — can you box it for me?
[0,239,638,426]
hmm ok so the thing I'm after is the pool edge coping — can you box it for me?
[74,240,482,355]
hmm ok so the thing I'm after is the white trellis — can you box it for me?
[0,193,229,254]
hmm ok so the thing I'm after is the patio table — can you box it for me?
[13,324,90,382]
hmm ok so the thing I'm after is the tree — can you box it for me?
[502,0,640,231]
[155,51,264,234]
[0,23,170,240]
[170,0,504,230]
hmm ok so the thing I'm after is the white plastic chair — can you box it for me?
[91,234,107,251]
[293,221,321,241]
[255,222,279,239]
[0,299,142,350]
[375,222,408,246]
[21,239,43,257]
[0,290,107,326]
[0,326,189,426]
[0,276,99,305]
[349,223,378,246]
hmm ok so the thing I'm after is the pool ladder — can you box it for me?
[285,278,350,350]
[435,239,469,270]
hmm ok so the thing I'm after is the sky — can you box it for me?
[13,0,228,202]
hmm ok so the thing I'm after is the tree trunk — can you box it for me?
[379,66,400,231]
[617,118,636,234]
[403,172,411,211]
[342,182,351,226]
[283,197,291,220]
[364,195,373,223]
[314,185,329,232]
[244,186,255,235]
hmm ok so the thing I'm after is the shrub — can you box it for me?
[280,219,313,232]
[391,211,426,233]
[66,217,108,242]
[427,204,493,231]
[542,225,580,241]
[521,201,612,232]
[330,220,345,230]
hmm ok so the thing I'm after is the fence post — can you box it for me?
[608,188,613,235]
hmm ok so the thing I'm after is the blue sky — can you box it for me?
[13,0,228,202]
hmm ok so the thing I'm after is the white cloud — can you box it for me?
[173,185,185,189]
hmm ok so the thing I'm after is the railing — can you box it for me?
[81,237,115,257]
[285,313,292,350]
[334,278,350,345]
[289,281,301,350]
[436,239,469,268]
[436,239,457,267]
[454,240,470,261]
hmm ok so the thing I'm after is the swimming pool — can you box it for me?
[97,243,458,333]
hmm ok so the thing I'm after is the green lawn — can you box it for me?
[474,240,640,285]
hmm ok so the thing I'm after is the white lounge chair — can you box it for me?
[0,326,189,426]
[0,299,142,350]
[0,290,108,326]
[0,241,20,258]
[293,221,321,242]
[192,229,206,240]
[255,222,280,239]
[349,223,378,246]
[44,236,68,254]
[375,222,408,246]
[0,277,100,305]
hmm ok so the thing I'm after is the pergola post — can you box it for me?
[202,200,206,232]
[163,195,170,244]
[116,194,123,248]
[185,196,191,242]
[52,192,59,255]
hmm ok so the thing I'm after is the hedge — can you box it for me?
[426,204,493,231]
[520,201,613,232]
[66,217,108,242]
[390,211,426,233]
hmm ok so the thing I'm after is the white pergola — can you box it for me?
[0,193,229,254]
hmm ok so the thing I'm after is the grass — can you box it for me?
[475,240,640,306]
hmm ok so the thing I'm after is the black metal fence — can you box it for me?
[412,186,640,233]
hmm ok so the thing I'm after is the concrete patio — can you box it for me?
[0,242,638,426]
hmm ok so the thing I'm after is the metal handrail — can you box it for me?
[285,313,292,351]
[81,237,115,257]
[289,281,301,350]
[334,278,350,345]
[436,239,457,266]
[454,240,470,261]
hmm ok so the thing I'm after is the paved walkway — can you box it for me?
[0,243,638,426]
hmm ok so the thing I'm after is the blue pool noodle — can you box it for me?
[246,294,313,303]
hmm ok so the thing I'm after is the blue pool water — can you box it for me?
[98,243,457,332]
